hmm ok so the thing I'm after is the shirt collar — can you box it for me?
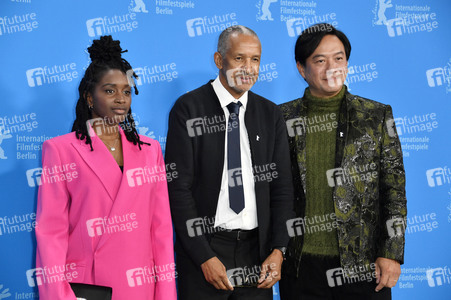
[211,76,248,110]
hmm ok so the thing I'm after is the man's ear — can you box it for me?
[214,52,223,70]
[296,61,306,79]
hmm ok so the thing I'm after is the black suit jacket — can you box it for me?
[165,81,294,266]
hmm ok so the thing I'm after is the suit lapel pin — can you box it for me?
[256,135,260,141]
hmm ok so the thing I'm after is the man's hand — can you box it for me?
[201,256,234,290]
[375,257,401,292]
[257,249,283,288]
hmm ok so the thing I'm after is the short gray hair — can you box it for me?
[217,25,259,56]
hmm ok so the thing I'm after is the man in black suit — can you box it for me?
[165,25,294,299]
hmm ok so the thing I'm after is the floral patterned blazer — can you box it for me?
[279,87,407,277]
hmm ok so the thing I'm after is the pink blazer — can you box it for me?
[35,127,177,300]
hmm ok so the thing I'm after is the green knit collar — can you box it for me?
[304,86,346,108]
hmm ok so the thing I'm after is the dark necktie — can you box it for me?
[227,101,245,214]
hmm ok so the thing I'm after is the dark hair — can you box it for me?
[294,23,351,66]
[71,35,149,151]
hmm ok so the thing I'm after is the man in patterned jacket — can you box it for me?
[278,23,407,300]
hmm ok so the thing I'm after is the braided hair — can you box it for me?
[71,35,150,151]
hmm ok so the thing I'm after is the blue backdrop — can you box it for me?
[0,0,450,299]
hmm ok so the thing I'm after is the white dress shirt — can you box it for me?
[211,77,258,230]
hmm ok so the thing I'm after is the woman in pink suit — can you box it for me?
[35,36,177,300]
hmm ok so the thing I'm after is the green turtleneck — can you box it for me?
[302,86,345,257]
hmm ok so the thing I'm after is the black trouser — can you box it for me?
[177,229,272,300]
[279,254,391,300]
